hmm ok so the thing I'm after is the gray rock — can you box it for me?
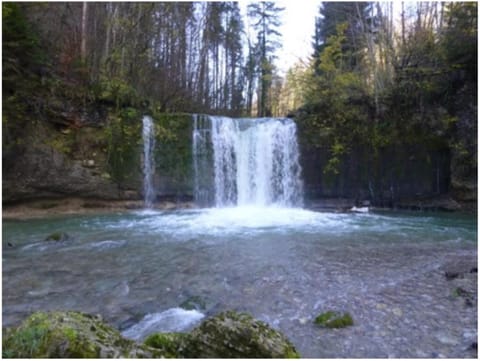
[180,310,300,358]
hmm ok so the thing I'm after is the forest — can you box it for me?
[2,1,477,208]
[2,3,478,358]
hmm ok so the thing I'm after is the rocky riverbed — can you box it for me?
[2,209,477,358]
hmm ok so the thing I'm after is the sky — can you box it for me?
[239,0,321,75]
[276,0,321,73]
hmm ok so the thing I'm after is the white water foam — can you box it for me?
[193,115,303,207]
[142,115,156,208]
[122,307,205,341]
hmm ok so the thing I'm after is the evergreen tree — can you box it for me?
[247,1,284,117]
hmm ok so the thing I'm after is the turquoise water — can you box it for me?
[2,208,477,357]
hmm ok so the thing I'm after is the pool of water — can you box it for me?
[2,208,477,357]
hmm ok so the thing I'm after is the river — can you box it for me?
[2,207,477,357]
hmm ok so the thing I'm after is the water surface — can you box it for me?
[2,208,477,357]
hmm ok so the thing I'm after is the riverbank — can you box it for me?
[2,198,195,220]
[3,194,476,220]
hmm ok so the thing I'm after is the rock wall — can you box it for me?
[2,110,475,211]
[299,143,456,209]
[2,113,195,205]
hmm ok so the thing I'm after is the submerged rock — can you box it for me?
[179,295,207,311]
[1,311,162,358]
[180,310,300,358]
[314,311,354,328]
[44,232,70,242]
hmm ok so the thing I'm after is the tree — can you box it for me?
[247,1,284,117]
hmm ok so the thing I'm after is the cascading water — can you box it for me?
[193,115,303,207]
[142,115,156,208]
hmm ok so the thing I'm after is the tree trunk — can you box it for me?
[81,2,88,62]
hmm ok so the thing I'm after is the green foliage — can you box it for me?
[299,1,477,191]
[153,113,193,185]
[2,3,43,84]
[104,111,142,184]
[98,76,140,109]
[301,22,373,175]
[441,2,477,80]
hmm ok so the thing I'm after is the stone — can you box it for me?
[4,310,301,359]
[392,307,403,317]
[2,311,162,358]
[180,310,300,358]
[445,271,461,280]
[179,295,207,311]
[44,232,70,242]
[314,311,354,328]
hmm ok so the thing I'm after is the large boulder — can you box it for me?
[179,310,300,358]
[3,310,300,358]
[2,311,162,358]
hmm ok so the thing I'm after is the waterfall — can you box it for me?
[193,115,303,208]
[142,115,156,208]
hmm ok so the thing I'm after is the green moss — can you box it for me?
[2,311,161,358]
[144,332,186,358]
[44,232,62,241]
[314,311,353,328]
[44,232,70,242]
[104,113,142,184]
[153,113,193,187]
[2,322,49,358]
[184,310,300,358]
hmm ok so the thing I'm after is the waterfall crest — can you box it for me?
[193,115,303,208]
[142,115,156,208]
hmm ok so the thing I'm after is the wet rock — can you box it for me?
[392,307,403,317]
[314,311,354,328]
[1,311,163,358]
[44,232,70,242]
[179,295,207,311]
[445,271,461,280]
[181,310,300,358]
[454,287,471,298]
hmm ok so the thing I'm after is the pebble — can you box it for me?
[298,317,308,325]
[392,308,403,317]
[435,331,458,345]
[376,303,387,310]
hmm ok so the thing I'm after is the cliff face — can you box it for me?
[296,102,477,211]
[2,111,194,205]
[2,108,476,211]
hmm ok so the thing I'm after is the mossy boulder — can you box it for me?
[143,332,188,358]
[180,310,300,358]
[314,311,353,328]
[2,311,163,358]
[3,310,300,358]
